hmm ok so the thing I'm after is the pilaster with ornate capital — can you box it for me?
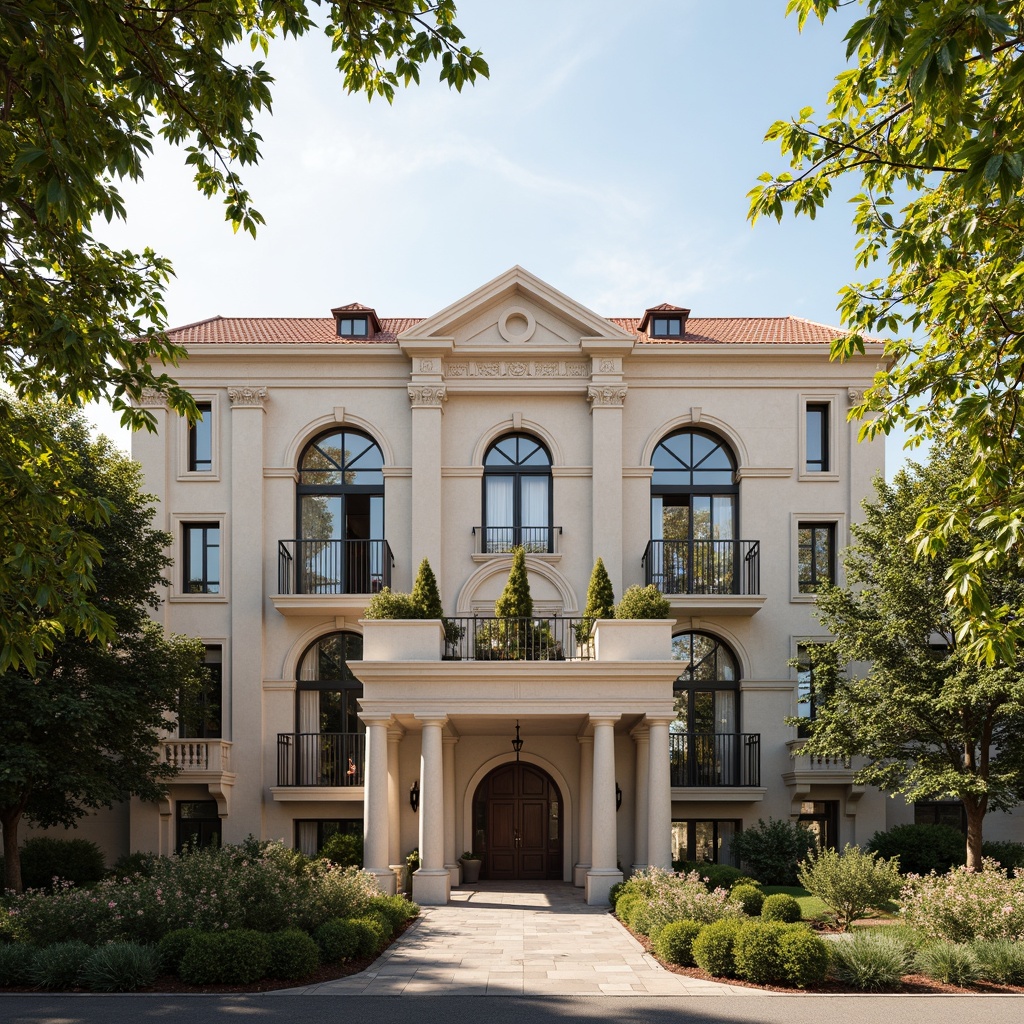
[587,384,628,408]
[408,384,448,409]
[228,386,269,408]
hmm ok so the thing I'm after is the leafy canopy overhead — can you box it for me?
[749,1,1024,664]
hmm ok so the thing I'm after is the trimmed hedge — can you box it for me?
[692,919,742,977]
[730,884,764,916]
[761,893,801,923]
[267,929,320,980]
[157,928,202,974]
[179,929,272,985]
[653,920,702,966]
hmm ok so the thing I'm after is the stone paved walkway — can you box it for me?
[292,881,754,997]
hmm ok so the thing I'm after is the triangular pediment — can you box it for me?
[397,266,635,354]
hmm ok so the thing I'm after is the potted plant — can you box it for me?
[459,850,482,884]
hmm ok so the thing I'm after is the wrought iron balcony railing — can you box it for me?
[276,732,365,787]
[669,732,761,787]
[277,539,393,595]
[642,539,760,596]
[472,525,562,555]
[442,615,595,661]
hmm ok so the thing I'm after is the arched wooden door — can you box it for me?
[472,762,563,880]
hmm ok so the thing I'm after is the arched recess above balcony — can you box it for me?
[472,416,564,468]
[282,410,396,471]
[456,557,579,615]
[640,412,749,472]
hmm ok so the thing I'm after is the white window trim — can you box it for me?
[170,512,228,602]
[790,512,846,603]
[177,393,221,481]
[797,393,840,482]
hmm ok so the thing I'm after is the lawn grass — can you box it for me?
[759,884,830,919]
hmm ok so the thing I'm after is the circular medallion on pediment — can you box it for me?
[498,307,537,343]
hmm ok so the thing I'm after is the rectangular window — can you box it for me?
[806,403,829,472]
[651,316,682,337]
[180,645,222,738]
[914,801,967,833]
[176,800,221,853]
[671,820,739,866]
[337,317,368,337]
[188,402,213,471]
[796,644,815,736]
[798,522,835,593]
[295,818,363,857]
[183,523,220,594]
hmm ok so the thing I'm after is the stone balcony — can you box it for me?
[158,739,236,814]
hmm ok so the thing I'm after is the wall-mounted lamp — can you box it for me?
[615,782,623,812]
[409,779,420,813]
[512,720,524,762]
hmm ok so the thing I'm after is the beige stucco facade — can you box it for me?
[38,264,1016,898]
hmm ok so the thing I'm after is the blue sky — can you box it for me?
[89,0,916,473]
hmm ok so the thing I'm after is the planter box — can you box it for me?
[360,619,445,661]
[592,619,674,661]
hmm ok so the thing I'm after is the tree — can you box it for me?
[410,557,444,618]
[794,439,1024,869]
[576,557,615,642]
[0,406,206,893]
[0,1,485,672]
[494,546,534,620]
[749,1,1024,665]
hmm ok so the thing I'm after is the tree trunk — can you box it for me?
[964,797,986,871]
[1,807,23,893]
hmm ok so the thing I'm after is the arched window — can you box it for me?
[296,428,386,593]
[649,429,739,594]
[292,632,364,787]
[482,433,553,553]
[670,632,748,787]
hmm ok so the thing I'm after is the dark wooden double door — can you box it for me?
[474,763,562,880]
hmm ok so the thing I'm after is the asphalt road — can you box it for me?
[1,994,1020,1024]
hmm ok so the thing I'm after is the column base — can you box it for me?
[573,863,591,888]
[389,864,406,894]
[585,868,623,907]
[364,867,397,896]
[412,868,451,906]
[445,861,461,887]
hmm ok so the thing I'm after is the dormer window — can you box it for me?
[337,317,368,338]
[651,317,683,338]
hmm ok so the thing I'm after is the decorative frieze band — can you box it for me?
[228,385,268,407]
[587,384,628,408]
[137,387,168,408]
[407,384,448,408]
[445,360,590,379]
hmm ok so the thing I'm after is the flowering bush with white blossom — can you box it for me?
[620,868,742,933]
[898,859,1024,942]
[4,838,382,946]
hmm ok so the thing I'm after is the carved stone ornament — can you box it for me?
[847,387,868,404]
[447,363,468,377]
[507,361,528,377]
[137,387,168,407]
[408,384,448,408]
[566,362,589,377]
[587,384,628,408]
[599,358,616,373]
[419,359,435,373]
[228,386,268,407]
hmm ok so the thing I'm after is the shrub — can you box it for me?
[319,833,363,869]
[733,920,789,984]
[364,587,418,619]
[365,895,418,931]
[778,927,830,988]
[797,844,902,930]
[760,893,801,923]
[615,893,643,926]
[672,862,748,892]
[576,559,615,642]
[899,860,1024,942]
[179,929,272,985]
[829,932,911,991]
[495,547,533,618]
[267,928,320,980]
[971,939,1024,984]
[81,942,159,992]
[617,869,740,936]
[0,943,39,986]
[19,837,106,890]
[157,928,201,974]
[350,917,388,956]
[731,818,816,885]
[315,918,365,962]
[866,823,966,875]
[361,909,396,941]
[982,841,1024,871]
[651,920,701,965]
[30,940,92,991]
[691,919,742,977]
[608,881,626,907]
[729,884,764,916]
[615,584,670,619]
[109,851,158,880]
[915,941,981,987]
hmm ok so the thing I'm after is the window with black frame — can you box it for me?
[179,645,222,738]
[482,433,553,553]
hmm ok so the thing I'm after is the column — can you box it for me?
[588,380,626,594]
[362,717,395,894]
[647,716,674,870]
[586,715,622,905]
[387,725,404,879]
[574,735,593,887]
[443,735,459,886]
[632,727,650,874]
[408,381,446,572]
[226,385,267,844]
[412,715,450,905]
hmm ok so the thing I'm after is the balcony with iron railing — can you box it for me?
[441,615,594,661]
[669,732,762,791]
[275,732,366,792]
[273,539,394,615]
[471,525,562,559]
[642,539,765,615]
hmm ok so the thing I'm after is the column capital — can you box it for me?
[442,734,460,747]
[630,723,651,741]
[136,387,168,408]
[387,724,406,742]
[587,384,627,408]
[414,714,449,728]
[228,385,268,408]
[361,713,393,726]
[408,384,447,409]
[645,714,676,729]
[577,733,594,747]
[588,714,621,728]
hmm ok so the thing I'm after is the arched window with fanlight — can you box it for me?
[669,632,758,787]
[286,427,391,594]
[646,429,758,595]
[481,433,554,553]
[278,631,365,788]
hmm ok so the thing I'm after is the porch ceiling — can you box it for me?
[386,712,647,736]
